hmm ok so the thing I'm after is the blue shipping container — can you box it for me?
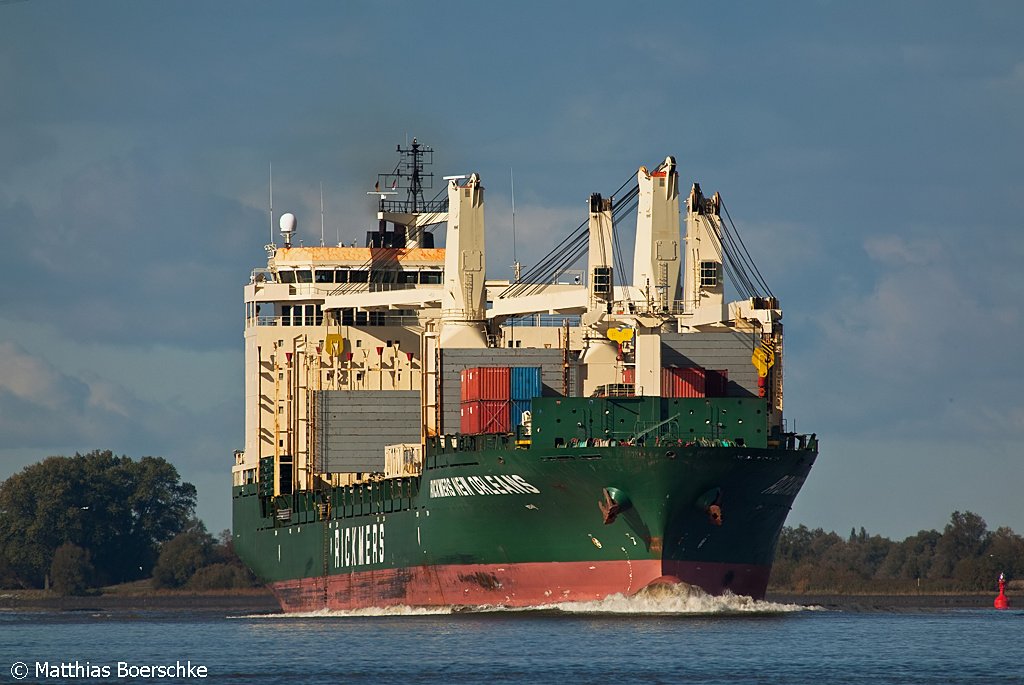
[510,366,542,400]
[510,399,532,427]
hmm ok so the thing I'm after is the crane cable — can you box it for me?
[499,172,640,299]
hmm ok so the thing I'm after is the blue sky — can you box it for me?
[1,1,1021,540]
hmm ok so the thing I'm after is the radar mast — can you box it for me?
[372,139,448,249]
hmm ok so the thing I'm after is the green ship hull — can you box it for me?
[233,396,817,611]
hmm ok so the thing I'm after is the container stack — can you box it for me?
[510,366,542,430]
[460,367,511,434]
[622,366,730,398]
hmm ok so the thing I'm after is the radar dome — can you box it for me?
[279,213,296,233]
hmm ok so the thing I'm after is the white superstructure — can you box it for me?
[233,146,783,500]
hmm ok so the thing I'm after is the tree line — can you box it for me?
[2,450,1021,596]
[0,450,254,595]
[769,511,1024,593]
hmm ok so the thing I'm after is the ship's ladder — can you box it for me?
[629,413,680,443]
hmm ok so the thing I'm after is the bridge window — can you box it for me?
[420,271,442,285]
[279,304,323,326]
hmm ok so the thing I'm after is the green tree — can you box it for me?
[153,525,259,590]
[932,510,990,581]
[185,528,258,590]
[152,520,216,589]
[0,450,197,589]
[771,526,846,591]
[986,526,1024,579]
[876,529,940,581]
[49,543,94,596]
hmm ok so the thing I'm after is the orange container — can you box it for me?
[461,367,511,402]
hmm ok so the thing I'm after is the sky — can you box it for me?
[1,1,1022,541]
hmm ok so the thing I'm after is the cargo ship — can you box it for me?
[231,141,818,612]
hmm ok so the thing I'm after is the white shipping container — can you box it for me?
[384,443,423,478]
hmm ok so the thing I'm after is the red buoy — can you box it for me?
[994,572,1009,610]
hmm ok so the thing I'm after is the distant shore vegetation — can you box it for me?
[1,451,1020,596]
[769,511,1024,593]
[0,450,254,595]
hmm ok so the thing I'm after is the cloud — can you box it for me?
[729,218,824,294]
[863,235,942,267]
[0,339,242,527]
[483,201,589,280]
[984,62,1024,91]
[0,342,89,414]
[0,149,267,351]
[0,126,57,180]
[798,226,1022,442]
[0,342,116,448]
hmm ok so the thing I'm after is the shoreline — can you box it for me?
[1,587,1004,613]
[765,592,998,611]
[0,587,282,614]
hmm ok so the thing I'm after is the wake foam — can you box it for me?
[237,605,454,619]
[536,584,815,615]
[238,585,815,619]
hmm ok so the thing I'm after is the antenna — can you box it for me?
[319,182,325,247]
[377,139,435,218]
[511,168,520,283]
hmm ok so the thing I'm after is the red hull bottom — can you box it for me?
[269,560,771,612]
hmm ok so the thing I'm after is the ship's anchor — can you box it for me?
[708,503,723,526]
[696,487,724,526]
[599,487,630,525]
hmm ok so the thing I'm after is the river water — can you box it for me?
[2,589,1021,684]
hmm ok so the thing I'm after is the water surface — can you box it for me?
[2,590,1020,684]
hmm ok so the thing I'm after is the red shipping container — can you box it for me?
[461,367,511,402]
[662,366,706,398]
[460,400,510,434]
